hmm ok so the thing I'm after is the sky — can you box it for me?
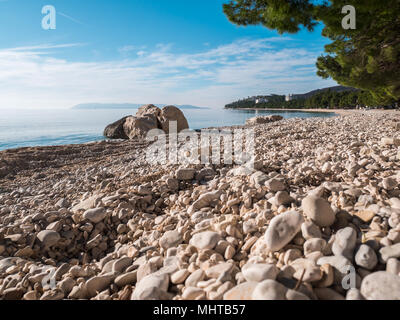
[0,0,337,109]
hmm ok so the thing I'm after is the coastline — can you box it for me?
[228,107,398,116]
[0,108,395,156]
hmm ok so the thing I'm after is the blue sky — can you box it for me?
[0,0,337,108]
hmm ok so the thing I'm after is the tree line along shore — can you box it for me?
[225,89,399,111]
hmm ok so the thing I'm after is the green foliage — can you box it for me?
[223,0,317,33]
[225,89,380,109]
[223,0,400,104]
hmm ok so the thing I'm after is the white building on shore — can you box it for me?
[285,94,293,102]
[255,97,269,104]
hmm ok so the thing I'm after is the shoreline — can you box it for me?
[229,107,353,115]
[0,108,396,154]
[1,108,398,155]
[0,108,354,153]
[228,107,399,116]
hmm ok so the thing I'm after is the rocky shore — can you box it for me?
[1,110,400,300]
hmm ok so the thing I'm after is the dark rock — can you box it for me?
[104,116,129,139]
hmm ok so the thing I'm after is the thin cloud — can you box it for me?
[0,38,336,109]
[58,12,84,25]
[1,43,84,51]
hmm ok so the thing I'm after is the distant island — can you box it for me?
[224,86,396,110]
[72,103,207,110]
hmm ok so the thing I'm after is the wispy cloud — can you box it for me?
[0,38,336,109]
[118,45,147,57]
[58,12,84,25]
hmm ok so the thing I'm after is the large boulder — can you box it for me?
[136,104,161,119]
[159,106,189,134]
[103,104,189,140]
[103,116,129,139]
[123,114,159,140]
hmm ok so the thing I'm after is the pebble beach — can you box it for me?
[1,110,400,300]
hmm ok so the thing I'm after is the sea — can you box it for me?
[0,108,336,151]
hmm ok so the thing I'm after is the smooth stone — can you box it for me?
[14,246,34,258]
[332,227,357,260]
[285,289,310,300]
[23,291,39,300]
[132,273,170,300]
[46,221,62,232]
[112,257,132,273]
[302,196,336,227]
[54,263,71,281]
[265,178,286,192]
[360,271,400,300]
[250,171,269,188]
[40,290,65,300]
[264,210,304,252]
[171,269,190,284]
[159,230,183,250]
[85,273,115,298]
[83,207,107,224]
[283,249,302,265]
[2,287,25,300]
[290,258,323,282]
[58,277,75,294]
[176,168,196,180]
[386,258,400,275]
[346,288,365,300]
[273,191,293,206]
[242,264,279,282]
[182,287,205,300]
[205,262,234,279]
[389,198,400,209]
[68,284,87,299]
[37,230,60,247]
[185,269,205,287]
[137,262,157,282]
[303,238,326,255]
[314,288,345,300]
[189,231,221,250]
[252,280,288,300]
[379,243,400,262]
[155,263,179,277]
[188,191,221,214]
[71,194,100,213]
[355,244,378,270]
[301,221,322,240]
[114,271,137,287]
[223,282,258,300]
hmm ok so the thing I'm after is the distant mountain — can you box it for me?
[290,86,358,100]
[72,103,207,110]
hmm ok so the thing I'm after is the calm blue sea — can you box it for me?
[0,108,336,151]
